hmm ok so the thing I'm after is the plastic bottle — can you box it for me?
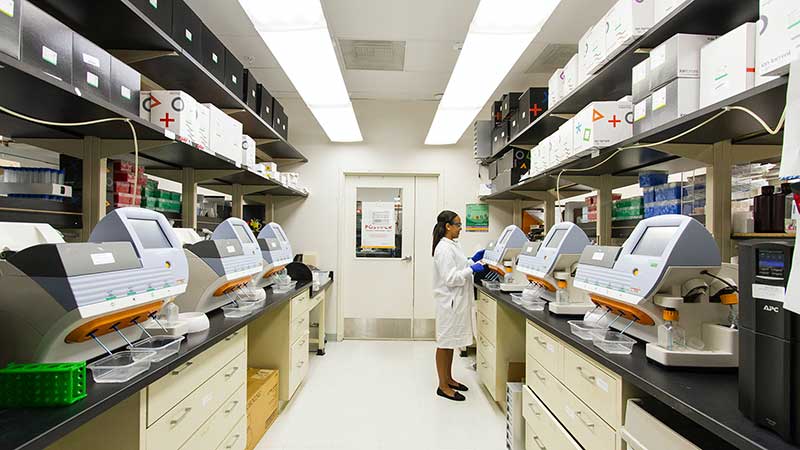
[754,186,775,233]
[782,183,796,233]
[657,308,686,351]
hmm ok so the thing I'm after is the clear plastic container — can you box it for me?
[87,351,156,383]
[481,280,501,291]
[592,331,636,355]
[222,304,253,318]
[520,299,546,311]
[238,298,265,310]
[127,335,184,362]
[510,293,524,305]
[568,320,607,340]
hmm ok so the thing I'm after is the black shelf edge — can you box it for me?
[0,197,82,228]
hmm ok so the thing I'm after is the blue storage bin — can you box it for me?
[639,171,669,188]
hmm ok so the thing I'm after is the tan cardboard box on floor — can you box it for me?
[246,368,280,450]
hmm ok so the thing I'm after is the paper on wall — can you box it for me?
[361,202,396,249]
[780,60,800,180]
[783,232,800,314]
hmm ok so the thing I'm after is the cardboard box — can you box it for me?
[246,368,279,450]
[573,99,633,154]
[649,33,716,90]
[756,0,798,77]
[150,90,198,143]
[548,69,565,106]
[631,58,650,103]
[242,134,256,168]
[501,92,523,119]
[225,49,244,100]
[139,91,151,121]
[201,24,226,82]
[194,103,210,151]
[633,96,653,135]
[257,84,274,125]
[131,0,173,34]
[563,54,580,96]
[171,0,202,60]
[110,56,141,116]
[518,88,549,127]
[205,103,243,165]
[579,22,606,82]
[650,78,700,129]
[21,2,72,83]
[700,22,756,109]
[0,0,21,59]
[72,33,111,102]
[605,0,655,61]
[243,69,258,110]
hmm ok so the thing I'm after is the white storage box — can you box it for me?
[632,58,651,103]
[654,0,685,23]
[650,78,700,129]
[649,34,717,90]
[579,23,606,82]
[605,0,655,61]
[149,90,198,144]
[557,118,575,162]
[241,134,256,168]
[548,68,565,106]
[194,103,210,152]
[756,0,799,77]
[699,22,756,109]
[573,98,633,154]
[633,96,653,135]
[205,103,244,166]
[563,54,580,97]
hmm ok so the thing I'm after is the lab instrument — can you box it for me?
[482,225,530,289]
[254,222,294,288]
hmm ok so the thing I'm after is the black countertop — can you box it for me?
[0,282,313,450]
[476,285,800,450]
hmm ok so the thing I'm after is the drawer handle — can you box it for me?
[225,331,240,341]
[300,338,307,346]
[481,362,488,369]
[170,408,192,427]
[533,435,547,450]
[576,366,596,383]
[171,361,193,376]
[576,411,595,429]
[296,360,305,368]
[532,370,546,382]
[224,400,239,414]
[225,434,241,449]
[299,318,306,325]
[224,366,240,379]
[533,336,547,347]
[527,403,541,416]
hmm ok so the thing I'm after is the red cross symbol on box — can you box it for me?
[160,112,175,128]
[608,114,621,128]
[530,104,543,117]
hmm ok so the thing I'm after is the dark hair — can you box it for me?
[432,210,459,256]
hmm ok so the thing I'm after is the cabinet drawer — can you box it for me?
[147,351,247,450]
[547,372,617,450]
[180,384,246,450]
[524,387,582,450]
[564,346,623,429]
[289,332,310,396]
[148,328,247,425]
[290,290,311,319]
[477,332,496,371]
[477,310,496,345]
[290,311,310,344]
[477,292,497,323]
[477,351,496,401]
[525,354,559,408]
[216,415,247,450]
[526,321,564,380]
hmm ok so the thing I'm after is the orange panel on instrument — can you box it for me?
[526,275,556,292]
[262,265,287,279]
[589,294,655,326]
[488,265,506,277]
[65,301,163,343]
[213,276,254,297]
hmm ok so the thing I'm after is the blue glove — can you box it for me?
[472,249,485,262]
[470,263,486,273]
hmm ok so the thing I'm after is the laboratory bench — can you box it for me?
[0,281,317,450]
[475,284,800,450]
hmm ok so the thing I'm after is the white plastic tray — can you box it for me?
[568,320,607,340]
[592,331,636,355]
[88,350,155,383]
[128,335,184,362]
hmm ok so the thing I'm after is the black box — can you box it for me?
[201,25,225,82]
[0,0,20,59]
[243,68,258,110]
[493,168,526,191]
[489,161,498,180]
[21,2,72,83]
[171,0,202,61]
[518,88,549,126]
[501,92,522,119]
[498,148,530,173]
[257,84,273,125]
[110,56,141,116]
[279,111,288,139]
[72,33,111,102]
[130,0,173,34]
[272,98,284,131]
[224,48,244,100]
[491,121,509,156]
[509,110,521,139]
[491,101,502,123]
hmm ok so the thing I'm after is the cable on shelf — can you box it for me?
[0,105,140,197]
[554,104,788,204]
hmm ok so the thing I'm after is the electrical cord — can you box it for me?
[0,105,140,197]
[701,269,739,293]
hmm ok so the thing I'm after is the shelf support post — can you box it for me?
[596,175,614,245]
[232,184,244,218]
[182,168,197,230]
[264,194,275,223]
[544,197,555,232]
[707,140,734,261]
[82,136,106,240]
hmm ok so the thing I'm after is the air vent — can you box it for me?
[339,39,406,71]
[525,43,578,73]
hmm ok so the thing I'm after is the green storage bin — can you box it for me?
[157,190,171,199]
[0,362,87,407]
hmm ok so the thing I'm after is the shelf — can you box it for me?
[0,196,82,228]
[31,0,307,162]
[732,233,797,240]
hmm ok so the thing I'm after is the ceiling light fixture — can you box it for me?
[238,0,363,142]
[425,0,561,145]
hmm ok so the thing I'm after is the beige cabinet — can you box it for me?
[476,291,526,405]
[523,385,582,450]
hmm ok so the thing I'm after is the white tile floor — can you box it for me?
[255,340,507,450]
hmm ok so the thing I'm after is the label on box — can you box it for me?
[185,28,193,42]
[652,87,668,111]
[87,72,99,88]
[790,9,800,59]
[212,52,218,64]
[0,0,13,17]
[149,0,158,7]
[121,85,131,100]
[713,67,730,93]
[231,74,238,84]
[42,46,58,66]
[650,45,666,69]
[634,101,647,121]
[251,89,256,98]
[596,378,609,392]
[82,53,101,68]
[632,63,646,84]
[164,129,176,140]
[753,283,786,303]
[91,252,115,265]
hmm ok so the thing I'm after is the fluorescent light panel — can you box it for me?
[425,0,561,145]
[238,0,363,142]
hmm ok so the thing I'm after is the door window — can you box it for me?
[355,187,403,258]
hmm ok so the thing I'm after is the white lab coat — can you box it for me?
[432,238,475,349]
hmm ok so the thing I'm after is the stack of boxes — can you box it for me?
[490,89,550,158]
[572,98,633,156]
[756,0,800,79]
[612,196,644,221]
[141,178,182,214]
[491,149,530,192]
[639,171,704,218]
[699,23,756,108]
[681,174,706,216]
[110,161,146,207]
[582,194,622,223]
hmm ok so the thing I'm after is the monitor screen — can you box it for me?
[233,224,254,244]
[631,226,679,257]
[496,229,511,247]
[129,219,171,249]
[274,225,287,242]
[546,229,568,248]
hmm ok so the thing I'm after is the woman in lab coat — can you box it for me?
[432,210,485,401]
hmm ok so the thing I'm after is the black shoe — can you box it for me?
[437,388,466,401]
[449,382,469,392]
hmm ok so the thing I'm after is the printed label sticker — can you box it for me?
[42,46,58,66]
[87,72,99,88]
[0,0,14,17]
[121,85,131,100]
[83,53,101,68]
[652,86,668,111]
[91,253,116,265]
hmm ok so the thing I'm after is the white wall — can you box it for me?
[272,99,513,336]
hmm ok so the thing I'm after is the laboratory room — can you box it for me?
[0,0,799,450]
